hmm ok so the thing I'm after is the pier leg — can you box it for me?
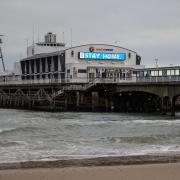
[76,91,80,111]
[110,99,114,112]
[3,98,5,106]
[105,98,109,112]
[28,100,32,109]
[32,100,35,107]
[92,92,99,112]
[80,92,84,106]
[161,97,166,115]
[76,91,84,111]
[21,100,24,107]
[170,97,175,117]
[64,94,68,111]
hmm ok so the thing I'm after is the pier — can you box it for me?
[0,76,180,116]
[0,35,180,116]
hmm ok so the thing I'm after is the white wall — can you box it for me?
[65,44,138,66]
[27,45,65,57]
[65,44,143,79]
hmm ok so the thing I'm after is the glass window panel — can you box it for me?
[171,70,175,75]
[155,71,158,76]
[159,70,162,76]
[151,71,155,76]
[167,70,171,75]
[175,70,179,75]
[162,70,167,76]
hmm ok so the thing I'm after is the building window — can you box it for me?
[159,70,162,76]
[171,70,175,76]
[78,69,87,73]
[128,53,131,59]
[71,51,74,57]
[176,70,179,75]
[67,69,70,73]
[42,74,46,79]
[167,70,171,76]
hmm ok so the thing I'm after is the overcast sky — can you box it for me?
[0,0,179,70]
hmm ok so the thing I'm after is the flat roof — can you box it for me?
[21,44,138,61]
[20,50,65,61]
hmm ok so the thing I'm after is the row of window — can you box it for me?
[67,69,87,74]
[137,69,180,77]
[37,43,62,47]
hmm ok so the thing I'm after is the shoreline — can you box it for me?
[0,154,180,170]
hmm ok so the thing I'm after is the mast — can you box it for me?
[0,35,5,72]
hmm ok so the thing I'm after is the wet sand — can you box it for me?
[0,155,180,180]
[0,163,180,180]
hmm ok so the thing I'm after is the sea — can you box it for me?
[0,108,180,163]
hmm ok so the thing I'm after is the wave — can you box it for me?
[0,126,42,136]
[132,119,180,124]
[0,140,26,147]
[100,133,180,144]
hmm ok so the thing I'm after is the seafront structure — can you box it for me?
[0,32,180,116]
[20,32,143,83]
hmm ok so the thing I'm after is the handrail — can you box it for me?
[0,76,180,86]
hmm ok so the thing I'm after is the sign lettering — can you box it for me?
[79,52,126,61]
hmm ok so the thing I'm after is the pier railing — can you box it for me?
[0,76,180,86]
[136,76,180,83]
[0,77,137,85]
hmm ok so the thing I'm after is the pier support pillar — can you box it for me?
[161,97,166,115]
[110,100,114,112]
[28,100,32,109]
[80,92,84,105]
[76,91,80,111]
[76,91,84,111]
[105,98,109,112]
[92,92,99,112]
[64,94,68,111]
[170,97,175,117]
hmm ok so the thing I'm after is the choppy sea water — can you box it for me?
[0,109,180,163]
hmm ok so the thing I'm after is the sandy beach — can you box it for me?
[0,155,180,180]
[0,163,180,180]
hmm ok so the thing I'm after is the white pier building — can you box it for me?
[20,32,144,83]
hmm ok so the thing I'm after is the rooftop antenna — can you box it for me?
[155,58,158,68]
[62,32,65,44]
[37,31,40,43]
[0,35,6,72]
[32,24,35,46]
[32,25,35,55]
[25,38,29,57]
[70,28,72,47]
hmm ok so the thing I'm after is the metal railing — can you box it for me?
[0,76,180,86]
[136,76,180,83]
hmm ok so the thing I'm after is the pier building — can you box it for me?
[20,32,143,83]
[0,32,180,116]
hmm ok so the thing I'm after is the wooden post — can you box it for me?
[161,97,166,115]
[105,98,109,112]
[64,94,68,111]
[80,92,84,105]
[76,91,80,111]
[92,92,99,112]
[171,97,175,117]
[110,99,114,112]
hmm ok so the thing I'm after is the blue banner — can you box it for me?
[79,52,126,61]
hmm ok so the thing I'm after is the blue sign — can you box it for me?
[79,52,126,61]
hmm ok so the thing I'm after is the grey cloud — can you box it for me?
[0,0,179,69]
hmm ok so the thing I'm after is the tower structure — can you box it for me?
[27,32,66,57]
[0,35,5,72]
